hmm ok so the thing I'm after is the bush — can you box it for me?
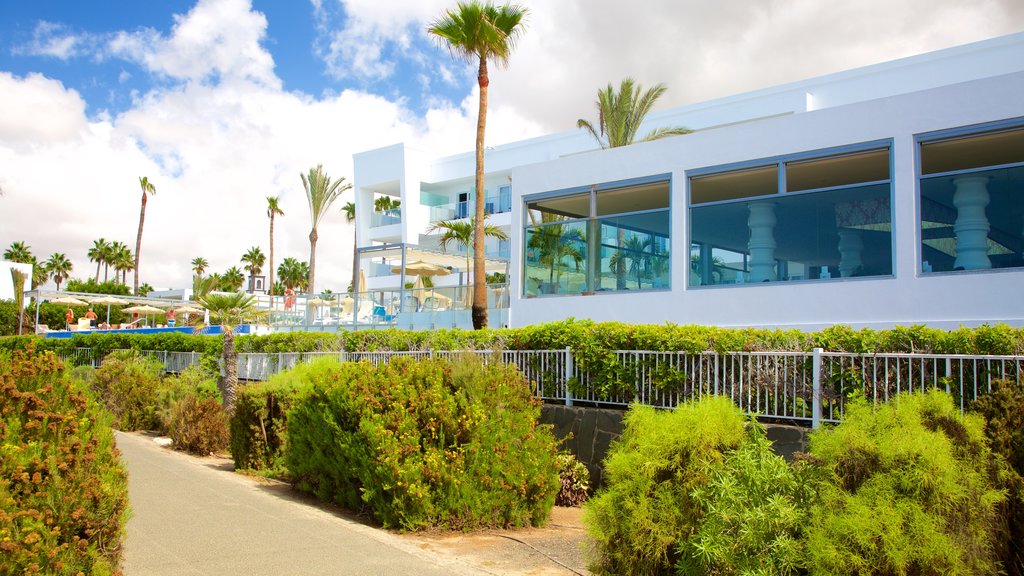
[90,351,165,431]
[154,365,219,435]
[972,378,1024,576]
[555,453,590,507]
[0,346,130,575]
[168,394,229,455]
[805,391,1008,575]
[583,398,747,575]
[286,355,560,531]
[230,370,309,475]
[678,425,817,576]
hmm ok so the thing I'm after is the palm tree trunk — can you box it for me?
[95,262,100,282]
[220,329,237,411]
[615,228,626,290]
[351,228,358,296]
[134,192,147,295]
[268,215,275,296]
[471,57,489,330]
[308,228,318,295]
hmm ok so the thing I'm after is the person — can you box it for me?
[167,308,176,327]
[65,307,74,330]
[284,288,295,311]
[98,321,110,330]
[85,307,98,327]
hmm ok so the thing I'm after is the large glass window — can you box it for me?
[919,124,1024,273]
[523,176,671,297]
[689,146,892,286]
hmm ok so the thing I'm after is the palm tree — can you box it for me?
[277,257,307,292]
[527,217,585,291]
[3,241,33,263]
[138,283,154,297]
[29,257,48,290]
[197,292,263,411]
[608,235,652,289]
[429,1,528,329]
[301,165,351,295]
[342,201,357,298]
[373,196,401,212]
[110,241,133,285]
[134,176,156,295]
[240,246,266,293]
[88,238,110,282]
[191,256,209,279]
[428,218,508,288]
[220,266,245,292]
[266,196,284,296]
[193,274,219,300]
[576,78,691,149]
[45,253,72,291]
[577,79,690,289]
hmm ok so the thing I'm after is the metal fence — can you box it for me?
[57,346,1023,426]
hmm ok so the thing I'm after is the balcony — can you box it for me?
[426,189,512,223]
[370,208,402,227]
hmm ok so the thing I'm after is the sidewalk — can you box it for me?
[117,432,488,576]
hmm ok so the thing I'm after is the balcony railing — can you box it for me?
[426,191,512,223]
[370,209,402,227]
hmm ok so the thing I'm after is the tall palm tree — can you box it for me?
[29,257,48,290]
[88,238,110,282]
[429,1,527,329]
[240,246,266,293]
[191,256,209,279]
[3,241,33,263]
[197,292,263,411]
[276,257,307,292]
[220,266,245,292]
[577,79,689,288]
[301,164,350,295]
[342,201,357,297]
[428,218,508,287]
[576,78,691,149]
[134,176,156,295]
[266,196,284,296]
[45,252,73,291]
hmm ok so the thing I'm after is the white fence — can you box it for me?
[57,347,1023,426]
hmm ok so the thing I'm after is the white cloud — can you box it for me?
[13,21,88,60]
[0,72,88,147]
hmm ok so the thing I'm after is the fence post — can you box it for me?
[564,346,574,407]
[812,347,823,429]
[277,352,283,377]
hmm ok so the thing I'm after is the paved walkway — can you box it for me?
[118,432,487,576]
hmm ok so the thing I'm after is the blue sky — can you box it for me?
[0,0,1020,292]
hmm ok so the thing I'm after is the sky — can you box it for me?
[1,0,1022,294]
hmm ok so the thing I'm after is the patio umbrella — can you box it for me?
[306,297,327,306]
[90,295,130,325]
[174,306,204,314]
[122,304,166,327]
[391,260,452,277]
[51,296,88,306]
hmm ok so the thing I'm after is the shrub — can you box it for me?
[168,394,229,455]
[806,391,1008,576]
[972,378,1024,576]
[583,397,747,576]
[154,365,219,434]
[555,453,590,507]
[286,355,560,531]
[230,369,309,475]
[0,346,130,575]
[90,351,165,431]
[678,425,817,576]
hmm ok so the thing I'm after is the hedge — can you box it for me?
[0,346,130,575]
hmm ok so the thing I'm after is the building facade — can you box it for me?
[352,33,1024,330]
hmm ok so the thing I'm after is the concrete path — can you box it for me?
[118,432,487,576]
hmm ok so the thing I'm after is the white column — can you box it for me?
[952,175,992,270]
[747,202,777,282]
[837,229,863,278]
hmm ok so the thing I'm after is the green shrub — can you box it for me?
[168,394,229,455]
[230,368,309,475]
[972,378,1024,576]
[678,425,817,576]
[583,398,747,576]
[286,355,560,531]
[555,453,590,507]
[90,350,165,431]
[0,346,130,575]
[154,365,219,434]
[806,391,1008,576]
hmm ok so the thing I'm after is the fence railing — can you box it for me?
[57,347,1023,426]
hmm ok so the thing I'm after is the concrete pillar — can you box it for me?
[748,202,777,282]
[837,229,863,278]
[952,175,992,270]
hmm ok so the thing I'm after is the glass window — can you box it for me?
[919,125,1024,273]
[523,175,671,297]
[689,145,892,286]
[690,165,777,205]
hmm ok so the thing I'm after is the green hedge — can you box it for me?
[0,347,130,575]
[231,373,308,474]
[285,356,560,531]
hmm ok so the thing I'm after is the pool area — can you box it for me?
[43,324,254,338]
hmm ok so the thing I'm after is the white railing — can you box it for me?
[57,346,1023,426]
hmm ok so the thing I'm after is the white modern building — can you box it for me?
[352,32,1024,330]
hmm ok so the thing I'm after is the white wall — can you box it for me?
[508,71,1024,330]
